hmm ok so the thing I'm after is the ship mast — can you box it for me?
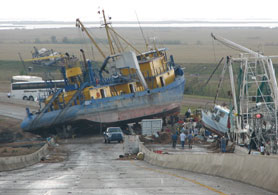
[101,10,115,55]
[77,9,142,58]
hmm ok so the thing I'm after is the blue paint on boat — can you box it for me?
[21,75,185,131]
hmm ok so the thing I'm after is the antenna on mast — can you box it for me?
[135,11,148,50]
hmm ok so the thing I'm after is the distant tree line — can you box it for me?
[159,40,182,45]
[32,36,108,44]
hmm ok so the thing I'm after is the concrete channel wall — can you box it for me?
[0,143,49,171]
[139,142,278,193]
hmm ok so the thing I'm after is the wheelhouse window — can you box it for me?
[100,89,106,98]
[129,84,135,93]
[160,76,165,87]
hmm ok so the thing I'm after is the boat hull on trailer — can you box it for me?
[21,76,185,131]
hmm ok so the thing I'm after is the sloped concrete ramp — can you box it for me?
[140,142,278,193]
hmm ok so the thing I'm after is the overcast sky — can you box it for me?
[2,0,278,21]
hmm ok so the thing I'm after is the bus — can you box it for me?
[10,80,65,101]
[11,75,43,83]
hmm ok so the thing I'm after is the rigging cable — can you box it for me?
[109,27,123,53]
[212,36,217,64]
[77,25,91,60]
[203,57,224,87]
[135,11,148,50]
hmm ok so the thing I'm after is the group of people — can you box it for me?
[169,108,202,149]
[248,139,271,155]
[171,131,193,149]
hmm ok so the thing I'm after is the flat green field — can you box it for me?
[1,27,278,63]
[1,26,278,101]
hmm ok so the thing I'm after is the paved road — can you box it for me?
[0,136,274,195]
[0,102,28,120]
[0,101,38,120]
[181,97,228,108]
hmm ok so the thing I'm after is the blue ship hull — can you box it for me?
[21,76,185,131]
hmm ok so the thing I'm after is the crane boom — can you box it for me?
[211,33,278,110]
[76,19,106,59]
[24,54,65,62]
[211,33,263,58]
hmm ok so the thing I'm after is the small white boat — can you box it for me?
[201,105,231,136]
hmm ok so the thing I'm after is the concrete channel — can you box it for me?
[0,98,276,194]
[0,136,275,195]
[140,141,278,194]
[0,142,49,171]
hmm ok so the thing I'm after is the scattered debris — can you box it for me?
[139,131,172,144]
[41,146,68,163]
[136,152,144,160]
[117,154,137,160]
[0,145,42,157]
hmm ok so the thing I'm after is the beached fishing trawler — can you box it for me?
[21,10,185,132]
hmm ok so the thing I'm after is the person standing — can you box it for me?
[180,132,186,149]
[172,132,178,148]
[170,115,174,127]
[221,136,226,153]
[248,140,252,155]
[265,141,271,155]
[185,108,191,119]
[260,144,265,155]
[188,133,193,149]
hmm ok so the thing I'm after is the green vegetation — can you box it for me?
[159,40,182,45]
[183,94,229,102]
[181,62,278,99]
[0,60,243,100]
[0,60,103,82]
[181,62,235,99]
[184,77,231,98]
[180,104,200,115]
[0,60,62,81]
[29,36,108,45]
[51,36,58,43]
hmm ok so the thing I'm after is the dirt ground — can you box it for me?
[0,145,42,157]
[0,115,43,157]
[0,115,37,140]
[0,81,10,92]
[0,115,21,131]
[41,145,68,163]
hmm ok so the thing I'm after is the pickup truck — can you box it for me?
[104,127,124,143]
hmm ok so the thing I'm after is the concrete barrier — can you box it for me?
[123,135,139,154]
[0,143,49,171]
[139,142,278,193]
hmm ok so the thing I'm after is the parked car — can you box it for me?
[104,127,124,143]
